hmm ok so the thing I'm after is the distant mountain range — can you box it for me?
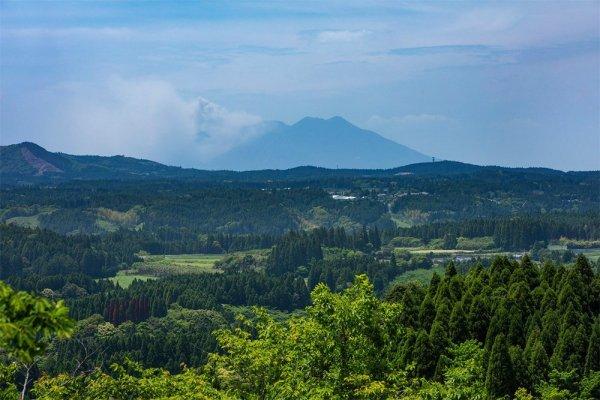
[1,139,591,186]
[208,116,429,170]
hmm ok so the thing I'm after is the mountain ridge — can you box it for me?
[1,140,594,186]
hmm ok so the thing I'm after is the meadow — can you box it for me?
[389,265,446,285]
[105,253,225,288]
[131,253,224,276]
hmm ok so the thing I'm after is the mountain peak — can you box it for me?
[327,116,349,124]
[210,116,429,170]
[15,141,46,151]
[293,115,351,127]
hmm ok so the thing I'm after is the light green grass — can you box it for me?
[95,218,119,232]
[6,215,41,228]
[548,244,568,251]
[392,265,446,285]
[573,248,600,262]
[132,253,224,276]
[389,214,413,228]
[456,236,496,250]
[4,206,56,229]
[394,248,476,255]
[108,272,157,288]
[393,248,511,259]
[107,251,264,286]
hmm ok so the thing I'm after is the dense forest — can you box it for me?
[1,256,599,399]
[1,169,599,399]
[2,166,598,237]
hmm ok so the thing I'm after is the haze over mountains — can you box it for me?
[1,139,592,186]
[209,116,429,170]
[1,116,431,179]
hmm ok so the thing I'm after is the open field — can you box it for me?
[6,214,42,229]
[103,251,268,288]
[3,206,56,229]
[132,253,225,276]
[395,248,476,255]
[572,248,600,261]
[393,247,515,259]
[108,272,157,288]
[390,265,446,285]
[103,253,226,288]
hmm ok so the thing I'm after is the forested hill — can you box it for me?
[1,142,595,185]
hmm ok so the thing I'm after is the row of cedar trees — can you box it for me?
[104,296,151,324]
[385,254,599,397]
[266,227,382,276]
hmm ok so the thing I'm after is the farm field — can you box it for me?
[393,247,515,259]
[108,272,157,288]
[131,253,225,276]
[395,248,476,255]
[103,253,225,288]
[390,265,445,285]
[572,248,600,261]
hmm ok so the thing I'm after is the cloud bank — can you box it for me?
[1,77,263,168]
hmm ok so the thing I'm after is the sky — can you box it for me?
[1,0,599,171]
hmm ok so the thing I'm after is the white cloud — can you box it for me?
[316,29,371,43]
[1,77,263,167]
[194,97,263,159]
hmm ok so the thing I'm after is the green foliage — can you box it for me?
[206,275,408,399]
[0,280,73,364]
[485,334,516,398]
[42,306,227,374]
[32,359,230,400]
[13,268,600,399]
[0,362,19,399]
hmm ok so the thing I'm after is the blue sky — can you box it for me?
[1,1,598,170]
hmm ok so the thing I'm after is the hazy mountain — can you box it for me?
[1,141,587,185]
[208,116,430,170]
[0,142,203,183]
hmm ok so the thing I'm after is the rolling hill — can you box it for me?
[0,140,592,185]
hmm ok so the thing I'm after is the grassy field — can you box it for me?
[394,248,476,255]
[104,253,226,288]
[573,248,600,262]
[391,265,446,285]
[132,254,224,276]
[4,206,55,229]
[393,247,512,259]
[108,272,157,288]
[6,215,42,229]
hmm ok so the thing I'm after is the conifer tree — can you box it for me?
[528,336,549,389]
[449,302,468,343]
[419,294,436,332]
[584,320,600,374]
[445,261,457,278]
[485,334,516,399]
[468,295,490,343]
[413,329,435,377]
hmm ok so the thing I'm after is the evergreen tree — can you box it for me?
[413,329,435,377]
[445,261,457,278]
[584,320,600,375]
[419,294,436,332]
[469,295,490,343]
[485,334,516,399]
[449,302,469,343]
[528,336,549,390]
